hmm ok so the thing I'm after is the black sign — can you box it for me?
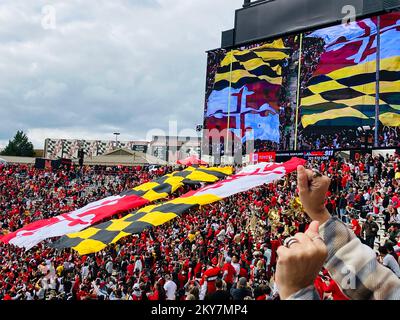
[275,150,335,162]
[233,0,397,46]
[35,158,72,170]
[132,145,148,153]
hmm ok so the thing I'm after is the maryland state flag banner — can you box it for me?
[52,158,305,255]
[301,13,400,128]
[205,39,290,144]
[0,166,232,250]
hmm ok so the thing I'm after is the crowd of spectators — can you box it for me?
[0,151,399,301]
[298,129,367,150]
[298,127,400,150]
[378,127,400,148]
[0,164,170,233]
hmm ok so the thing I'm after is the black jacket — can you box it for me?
[363,220,379,237]
[230,287,253,300]
[205,290,232,300]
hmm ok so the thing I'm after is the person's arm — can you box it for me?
[297,166,400,300]
[283,166,400,300]
[319,217,400,300]
[287,286,320,300]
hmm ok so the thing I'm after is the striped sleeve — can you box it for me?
[319,217,400,300]
[287,286,321,300]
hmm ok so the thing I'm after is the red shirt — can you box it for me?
[127,264,134,276]
[148,290,160,301]
[392,195,400,209]
[194,262,202,276]
[3,294,12,301]
[324,280,349,300]
[222,263,236,284]
[314,277,325,299]
[202,267,221,294]
[270,239,281,266]
[351,219,361,236]
[239,267,248,279]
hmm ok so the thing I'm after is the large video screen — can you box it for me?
[204,37,299,154]
[204,12,400,154]
[298,12,400,150]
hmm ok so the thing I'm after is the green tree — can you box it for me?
[1,131,35,157]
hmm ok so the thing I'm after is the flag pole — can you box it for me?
[294,33,303,150]
[226,51,233,162]
[374,15,381,148]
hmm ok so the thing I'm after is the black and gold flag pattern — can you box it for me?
[301,58,400,128]
[213,39,289,91]
[126,166,233,202]
[51,158,305,255]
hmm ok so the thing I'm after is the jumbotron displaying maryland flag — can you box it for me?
[300,12,400,128]
[205,39,290,144]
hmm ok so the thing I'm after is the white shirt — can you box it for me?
[105,261,113,274]
[217,229,226,241]
[49,276,57,290]
[264,249,272,267]
[37,288,45,300]
[232,262,240,280]
[81,265,90,279]
[134,260,143,272]
[25,292,34,300]
[211,222,219,231]
[383,254,400,278]
[164,280,177,300]
[41,277,49,290]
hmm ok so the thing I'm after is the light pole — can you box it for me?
[196,125,203,160]
[113,132,120,149]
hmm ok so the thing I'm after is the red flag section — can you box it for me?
[0,193,149,250]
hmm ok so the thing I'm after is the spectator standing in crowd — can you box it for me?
[378,246,400,278]
[230,277,253,300]
[164,275,177,300]
[362,214,380,248]
[205,279,231,300]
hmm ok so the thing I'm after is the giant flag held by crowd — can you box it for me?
[0,166,232,250]
[52,158,306,255]
[300,12,400,129]
[205,39,289,144]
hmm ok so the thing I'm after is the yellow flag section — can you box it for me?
[127,166,233,202]
[52,158,305,255]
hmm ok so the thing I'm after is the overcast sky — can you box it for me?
[0,0,243,149]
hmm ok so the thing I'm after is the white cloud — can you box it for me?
[0,0,243,148]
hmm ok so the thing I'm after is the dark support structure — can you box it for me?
[243,0,251,7]
[375,15,381,147]
[222,0,400,48]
